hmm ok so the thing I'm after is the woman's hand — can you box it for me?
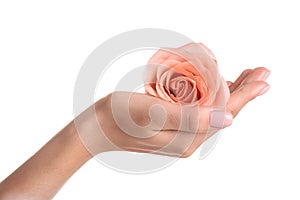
[76,67,270,158]
[226,67,270,117]
[0,67,270,200]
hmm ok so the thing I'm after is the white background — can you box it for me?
[1,0,299,199]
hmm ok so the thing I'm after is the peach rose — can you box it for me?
[144,43,229,107]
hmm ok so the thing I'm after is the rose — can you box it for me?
[144,42,229,107]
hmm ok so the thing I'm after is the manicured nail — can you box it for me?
[210,111,233,128]
[258,85,270,96]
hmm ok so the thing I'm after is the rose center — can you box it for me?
[168,76,198,103]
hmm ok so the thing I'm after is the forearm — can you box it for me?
[0,121,92,200]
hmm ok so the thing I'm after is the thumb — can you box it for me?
[227,81,270,117]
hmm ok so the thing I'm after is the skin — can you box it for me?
[0,67,270,200]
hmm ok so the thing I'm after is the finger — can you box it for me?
[227,81,270,117]
[149,111,231,158]
[153,102,212,133]
[241,67,270,85]
[229,69,252,92]
[227,81,233,88]
[119,92,233,157]
[129,92,231,133]
[117,92,197,133]
[121,128,201,158]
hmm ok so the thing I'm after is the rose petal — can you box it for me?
[145,42,229,107]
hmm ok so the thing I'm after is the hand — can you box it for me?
[0,67,270,200]
[75,67,270,158]
[226,67,270,117]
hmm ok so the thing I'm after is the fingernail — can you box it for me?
[262,70,271,80]
[258,85,270,96]
[210,111,233,128]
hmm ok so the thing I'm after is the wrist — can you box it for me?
[64,121,93,163]
[73,96,116,156]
